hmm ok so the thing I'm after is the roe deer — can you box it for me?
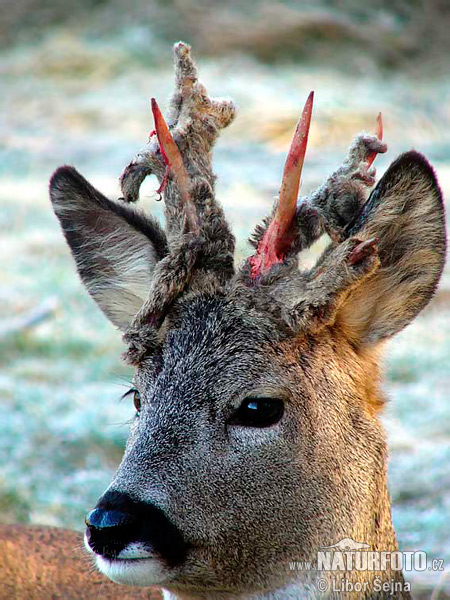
[47,43,446,599]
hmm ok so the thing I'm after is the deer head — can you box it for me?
[49,43,446,599]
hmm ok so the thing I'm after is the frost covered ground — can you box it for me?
[1,29,450,598]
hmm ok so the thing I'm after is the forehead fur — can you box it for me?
[132,294,294,413]
[164,293,285,358]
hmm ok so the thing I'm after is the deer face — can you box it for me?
[49,43,446,596]
[84,293,388,593]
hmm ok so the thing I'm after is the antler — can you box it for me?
[232,108,387,339]
[249,92,314,279]
[245,111,386,285]
[121,43,237,363]
[120,42,235,244]
[150,98,200,235]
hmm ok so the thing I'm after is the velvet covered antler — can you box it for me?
[120,43,237,361]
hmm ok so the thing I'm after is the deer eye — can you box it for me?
[133,390,141,415]
[122,388,141,417]
[230,397,284,428]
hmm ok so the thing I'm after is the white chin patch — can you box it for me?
[96,553,169,587]
[83,535,170,587]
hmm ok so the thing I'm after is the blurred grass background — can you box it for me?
[1,1,449,597]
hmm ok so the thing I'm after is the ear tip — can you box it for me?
[381,151,446,228]
[393,150,444,203]
[397,149,434,172]
[49,166,84,199]
[50,165,78,186]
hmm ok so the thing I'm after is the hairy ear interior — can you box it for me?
[336,151,446,346]
[49,166,168,331]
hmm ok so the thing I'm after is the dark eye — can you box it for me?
[230,397,284,428]
[133,390,141,415]
[122,388,141,417]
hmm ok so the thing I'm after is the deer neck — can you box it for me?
[348,455,400,554]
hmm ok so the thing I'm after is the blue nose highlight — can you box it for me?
[86,508,131,530]
[85,505,137,559]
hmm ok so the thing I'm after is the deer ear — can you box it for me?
[336,151,446,346]
[49,166,168,331]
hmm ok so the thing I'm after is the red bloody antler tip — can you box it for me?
[375,112,383,139]
[249,91,314,279]
[151,98,199,234]
[278,90,314,224]
[366,112,383,168]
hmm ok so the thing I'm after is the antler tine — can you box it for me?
[249,92,314,280]
[171,42,235,131]
[174,41,198,80]
[171,41,198,109]
[151,98,200,235]
[366,113,383,168]
[277,91,314,239]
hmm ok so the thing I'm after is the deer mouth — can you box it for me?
[104,540,156,561]
[95,551,171,587]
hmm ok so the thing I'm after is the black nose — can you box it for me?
[85,490,189,566]
[85,505,137,559]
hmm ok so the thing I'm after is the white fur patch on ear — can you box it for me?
[50,166,167,331]
[79,228,158,330]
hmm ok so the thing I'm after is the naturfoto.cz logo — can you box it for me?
[289,537,445,573]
